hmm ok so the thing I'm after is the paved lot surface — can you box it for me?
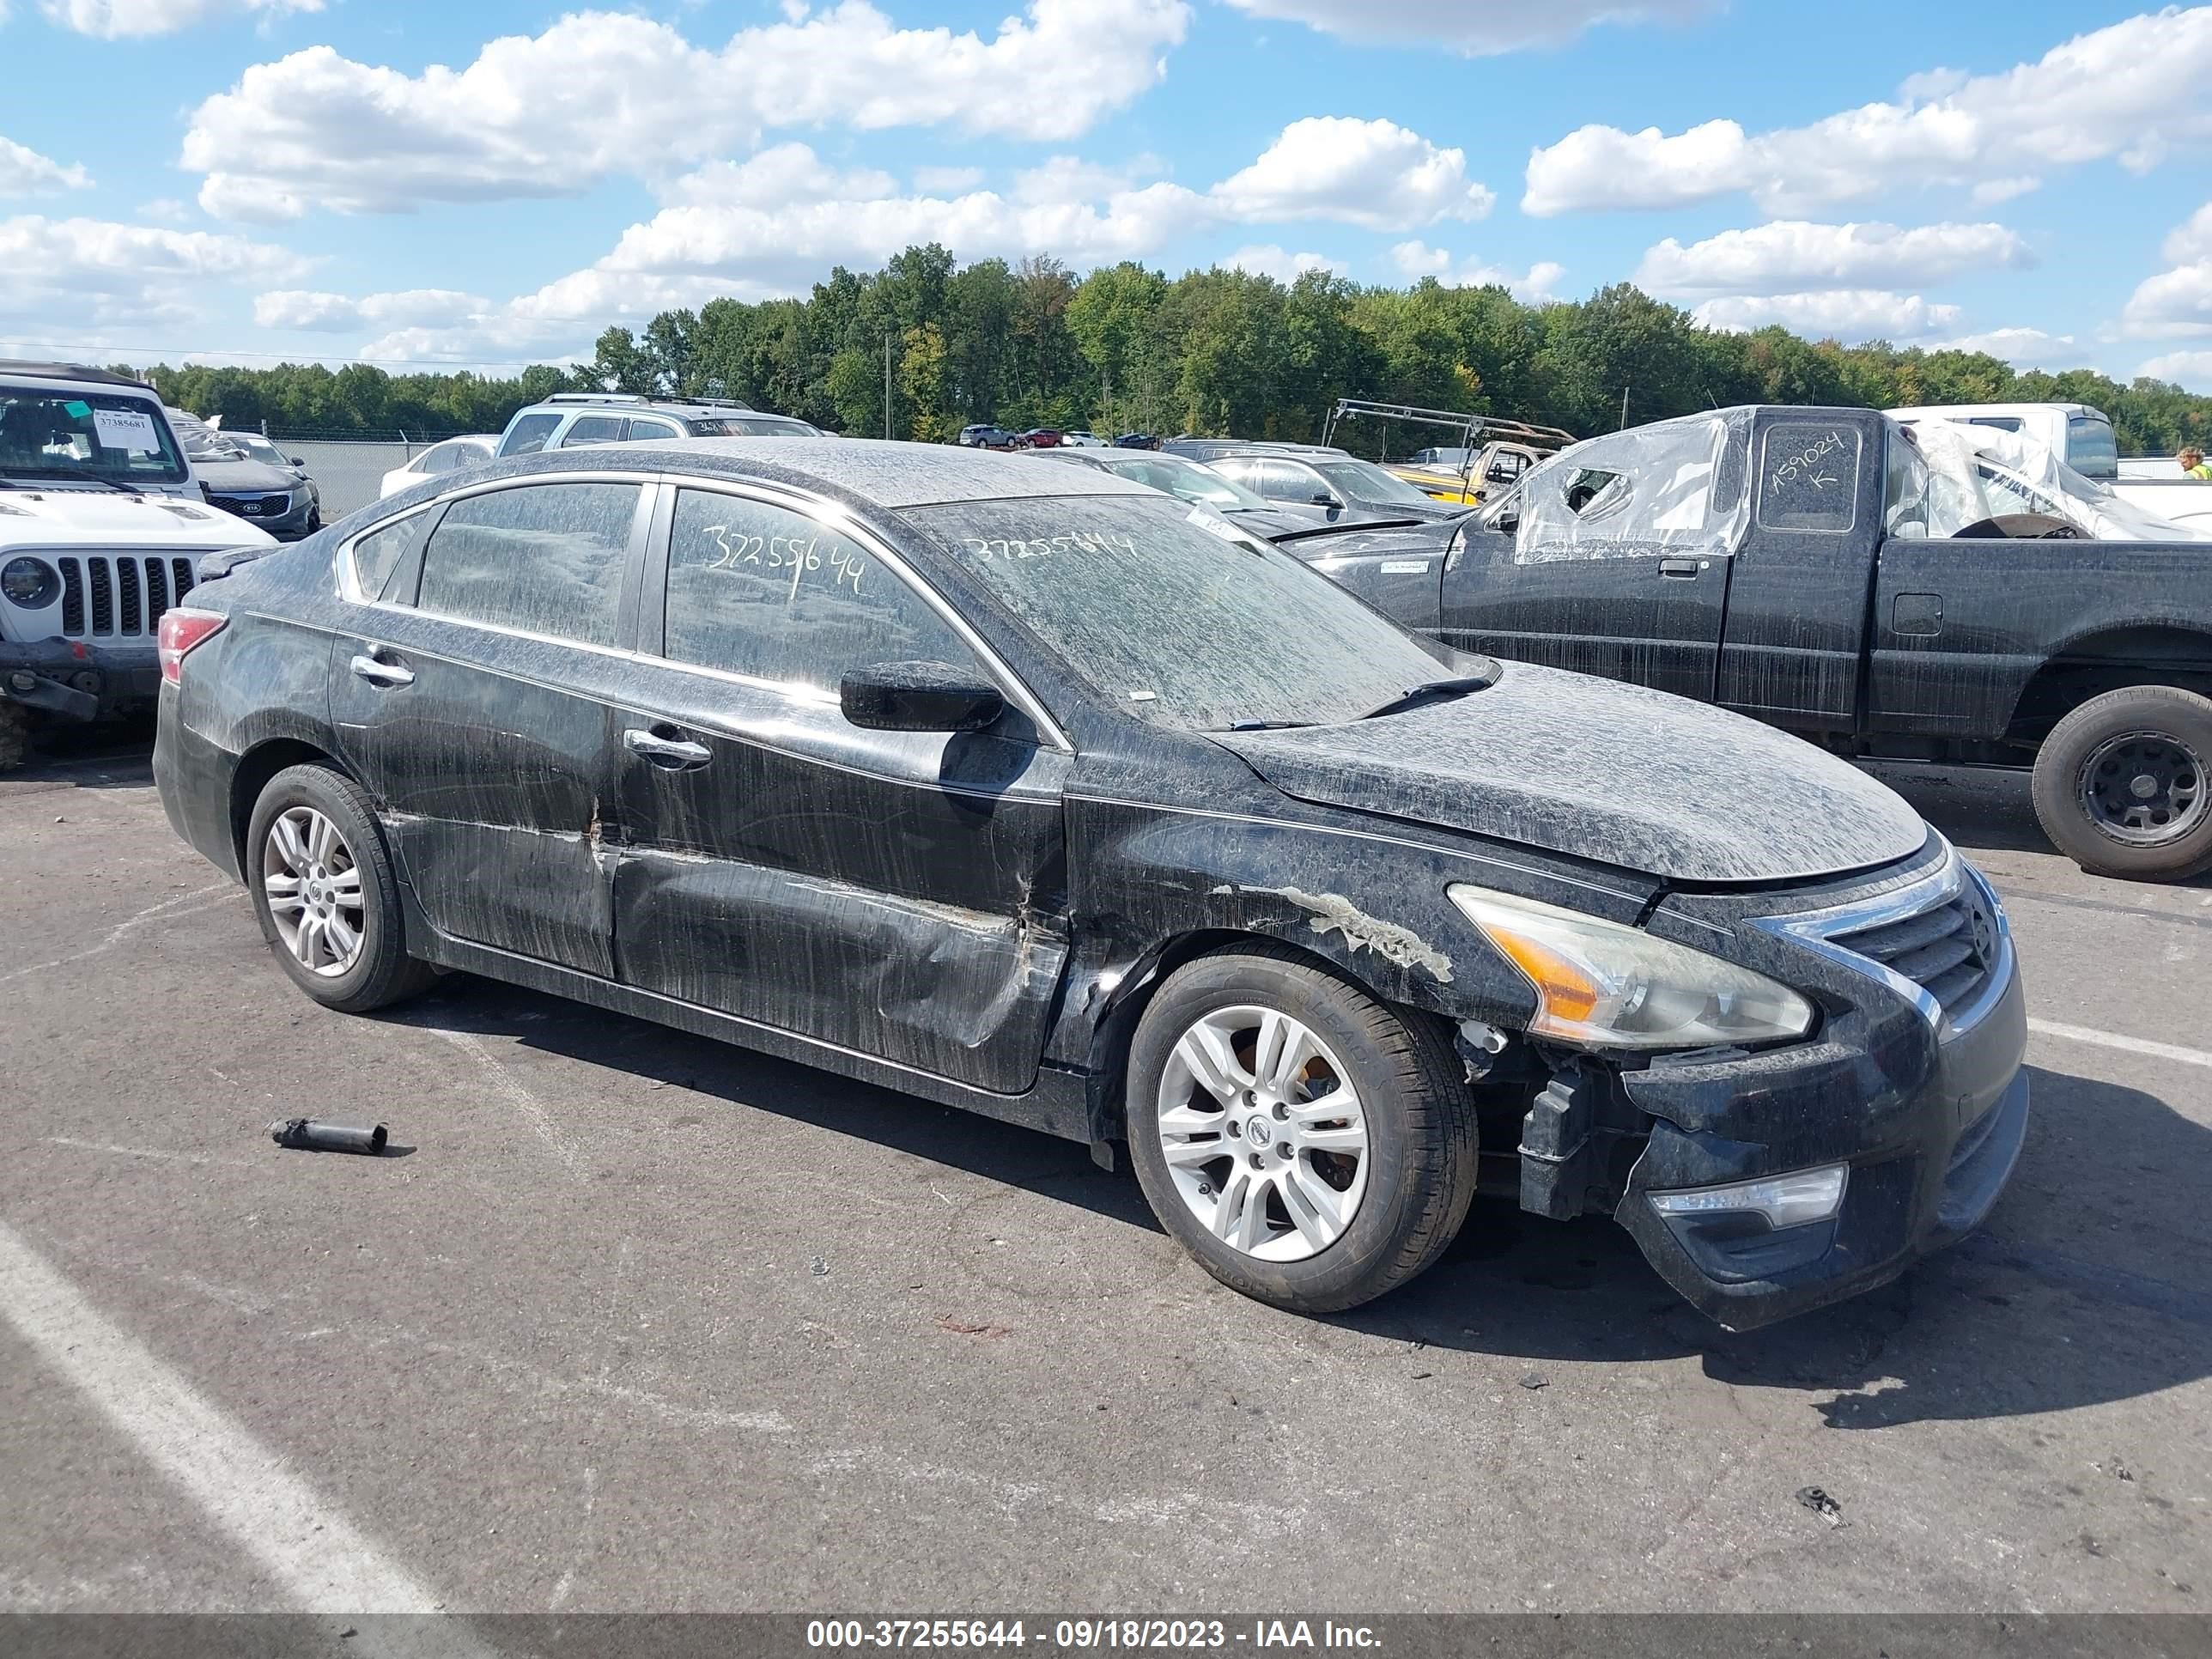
[2,736,2209,1615]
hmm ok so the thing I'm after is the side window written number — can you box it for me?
[663,488,977,695]
[700,521,867,592]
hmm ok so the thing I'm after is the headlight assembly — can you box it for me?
[1449,884,1814,1050]
[1,556,60,608]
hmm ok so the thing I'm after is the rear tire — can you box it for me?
[1126,944,1478,1313]
[2032,684,2212,882]
[246,763,436,1012]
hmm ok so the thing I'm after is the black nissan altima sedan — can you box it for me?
[154,439,2028,1328]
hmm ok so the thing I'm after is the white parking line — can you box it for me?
[0,1219,442,1613]
[2027,1018,2212,1071]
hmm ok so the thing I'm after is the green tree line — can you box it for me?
[129,246,2212,456]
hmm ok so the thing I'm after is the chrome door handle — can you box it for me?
[623,727,711,769]
[349,653,415,687]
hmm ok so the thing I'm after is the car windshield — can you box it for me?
[1096,453,1273,511]
[910,494,1453,732]
[1313,459,1437,507]
[0,385,190,483]
[230,433,289,466]
[173,420,246,462]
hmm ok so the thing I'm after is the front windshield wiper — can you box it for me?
[3,466,142,494]
[1350,661,1504,722]
[1267,518,1429,544]
[1218,718,1315,732]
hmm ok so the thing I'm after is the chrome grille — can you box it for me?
[1830,883,1998,1016]
[1753,845,2012,1032]
[52,554,198,640]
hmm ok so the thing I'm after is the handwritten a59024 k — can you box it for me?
[1771,428,1849,492]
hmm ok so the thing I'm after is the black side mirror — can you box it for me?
[1495,507,1520,533]
[1311,492,1341,507]
[841,660,1006,732]
[289,456,306,467]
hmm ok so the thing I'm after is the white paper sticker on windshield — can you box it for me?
[1379,560,1432,574]
[93,408,160,453]
[1185,507,1243,542]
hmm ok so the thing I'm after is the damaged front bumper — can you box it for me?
[1603,852,2028,1331]
[2,636,159,723]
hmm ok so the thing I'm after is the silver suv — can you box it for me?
[494,392,823,458]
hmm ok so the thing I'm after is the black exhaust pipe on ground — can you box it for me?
[269,1118,388,1155]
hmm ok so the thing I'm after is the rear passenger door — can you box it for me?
[329,475,653,975]
[606,483,1072,1094]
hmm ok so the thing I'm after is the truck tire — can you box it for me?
[2032,684,2212,882]
[1125,944,1478,1313]
[0,701,32,772]
[246,763,438,1012]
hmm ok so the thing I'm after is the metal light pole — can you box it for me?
[884,332,893,441]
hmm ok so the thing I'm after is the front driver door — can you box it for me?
[1437,419,1736,702]
[606,483,1072,1095]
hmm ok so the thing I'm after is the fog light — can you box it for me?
[1649,1164,1848,1230]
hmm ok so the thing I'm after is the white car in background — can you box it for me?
[380,434,498,499]
[1902,416,2212,541]
[1887,400,2212,534]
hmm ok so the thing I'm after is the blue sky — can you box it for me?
[3,0,2209,389]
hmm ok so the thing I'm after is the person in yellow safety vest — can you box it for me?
[2181,445,2212,479]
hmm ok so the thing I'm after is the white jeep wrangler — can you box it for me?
[1,362,276,769]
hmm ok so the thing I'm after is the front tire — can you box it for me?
[2032,685,2212,882]
[246,763,435,1012]
[1126,945,1478,1313]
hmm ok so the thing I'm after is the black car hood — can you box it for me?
[1350,495,1468,523]
[1213,662,1929,884]
[193,457,298,492]
[1225,503,1330,539]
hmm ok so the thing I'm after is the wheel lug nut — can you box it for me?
[1249,1152,1263,1170]
[1273,1102,1288,1120]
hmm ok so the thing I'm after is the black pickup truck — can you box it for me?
[1307,404,2212,882]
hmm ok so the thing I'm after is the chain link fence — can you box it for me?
[261,429,476,521]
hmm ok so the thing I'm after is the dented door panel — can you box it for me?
[606,656,1072,1095]
[330,617,626,975]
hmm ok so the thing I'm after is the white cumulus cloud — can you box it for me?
[0,135,91,197]
[183,0,1190,220]
[1635,220,2034,297]
[1223,244,1345,282]
[2119,200,2212,338]
[1389,240,1565,302]
[2137,348,2212,390]
[314,118,1493,363]
[1212,118,1492,228]
[1525,9,2212,215]
[40,0,319,36]
[0,215,307,331]
[1929,326,2084,368]
[254,288,488,332]
[1219,0,1716,55]
[1692,290,1964,341]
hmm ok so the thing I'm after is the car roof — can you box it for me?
[0,361,162,392]
[459,436,1156,510]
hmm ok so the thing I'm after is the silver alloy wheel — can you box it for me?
[261,805,367,977]
[1156,1005,1370,1262]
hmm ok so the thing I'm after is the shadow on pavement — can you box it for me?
[393,961,2212,1432]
